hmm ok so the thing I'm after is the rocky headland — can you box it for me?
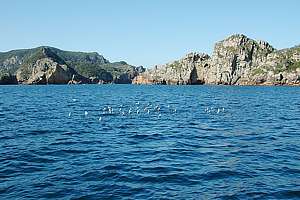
[133,34,300,86]
[0,46,145,85]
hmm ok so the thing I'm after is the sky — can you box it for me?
[1,0,300,67]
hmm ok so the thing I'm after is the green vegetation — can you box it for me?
[273,62,300,74]
[22,47,65,66]
[48,47,108,66]
[287,61,300,72]
[0,48,38,74]
[168,61,182,72]
[73,61,134,80]
[273,64,286,74]
[224,46,238,54]
[252,68,265,75]
[73,63,106,78]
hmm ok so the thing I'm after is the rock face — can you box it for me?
[135,34,300,85]
[133,53,210,85]
[0,46,142,84]
[16,48,84,84]
[205,34,275,85]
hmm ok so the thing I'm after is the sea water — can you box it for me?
[0,85,299,199]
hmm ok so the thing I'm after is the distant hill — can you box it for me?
[0,46,145,84]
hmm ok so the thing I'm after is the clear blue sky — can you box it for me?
[1,0,300,67]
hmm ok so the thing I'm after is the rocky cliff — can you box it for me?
[133,53,210,85]
[15,48,83,84]
[134,34,300,85]
[0,46,144,84]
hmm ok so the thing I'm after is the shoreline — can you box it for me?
[1,83,300,86]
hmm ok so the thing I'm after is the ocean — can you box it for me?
[0,85,299,199]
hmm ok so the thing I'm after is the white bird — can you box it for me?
[217,108,220,114]
[85,111,88,116]
[68,112,72,117]
[99,116,102,121]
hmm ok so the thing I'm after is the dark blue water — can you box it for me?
[0,85,300,199]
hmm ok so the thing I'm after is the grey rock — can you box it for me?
[135,34,300,85]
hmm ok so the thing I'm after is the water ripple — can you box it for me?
[0,85,299,199]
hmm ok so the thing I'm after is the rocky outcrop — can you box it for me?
[132,74,154,84]
[67,74,90,84]
[135,34,300,85]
